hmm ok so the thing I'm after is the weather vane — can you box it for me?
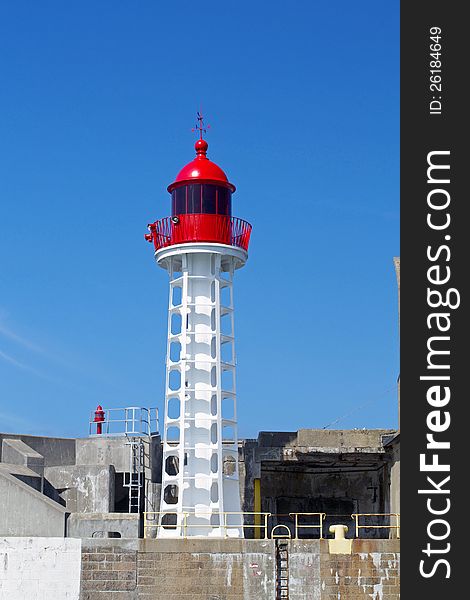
[192,110,210,139]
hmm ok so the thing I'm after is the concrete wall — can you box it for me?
[386,436,400,528]
[238,441,258,517]
[79,538,399,600]
[1,439,44,477]
[76,438,133,473]
[80,539,275,600]
[73,438,156,515]
[296,429,394,450]
[289,540,321,600]
[0,434,75,467]
[0,537,81,600]
[255,429,394,450]
[45,465,115,513]
[319,539,400,600]
[68,513,140,539]
[390,456,400,517]
[0,471,66,537]
[0,463,43,494]
[239,430,397,538]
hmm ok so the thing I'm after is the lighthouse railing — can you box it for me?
[145,214,252,252]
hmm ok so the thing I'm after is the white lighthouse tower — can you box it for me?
[145,117,252,537]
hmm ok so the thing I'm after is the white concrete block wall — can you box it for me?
[0,538,81,600]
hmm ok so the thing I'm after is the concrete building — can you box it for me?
[0,422,400,599]
[0,423,400,541]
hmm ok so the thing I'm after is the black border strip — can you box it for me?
[401,2,466,596]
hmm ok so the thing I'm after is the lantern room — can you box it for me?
[168,139,235,217]
[145,134,251,253]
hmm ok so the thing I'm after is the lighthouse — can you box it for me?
[145,116,252,537]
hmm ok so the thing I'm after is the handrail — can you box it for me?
[145,214,252,252]
[351,513,400,539]
[143,511,270,539]
[144,511,400,539]
[89,406,159,437]
[223,512,271,540]
[289,512,326,539]
[271,524,291,539]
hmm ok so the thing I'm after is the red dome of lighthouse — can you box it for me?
[168,139,236,193]
[145,120,252,253]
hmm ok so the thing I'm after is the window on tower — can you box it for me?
[202,185,216,213]
[187,184,202,213]
[172,187,186,215]
[171,185,232,216]
[216,187,231,215]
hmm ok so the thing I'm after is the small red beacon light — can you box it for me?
[94,405,105,435]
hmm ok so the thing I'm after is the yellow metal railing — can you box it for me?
[271,524,291,539]
[224,512,271,540]
[289,512,326,539]
[351,513,400,538]
[144,511,271,539]
[144,511,400,540]
[143,511,179,538]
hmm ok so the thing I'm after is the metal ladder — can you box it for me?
[124,437,144,513]
[275,540,289,599]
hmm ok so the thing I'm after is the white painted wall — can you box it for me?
[0,538,81,600]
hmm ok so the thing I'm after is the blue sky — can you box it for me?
[0,1,399,438]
